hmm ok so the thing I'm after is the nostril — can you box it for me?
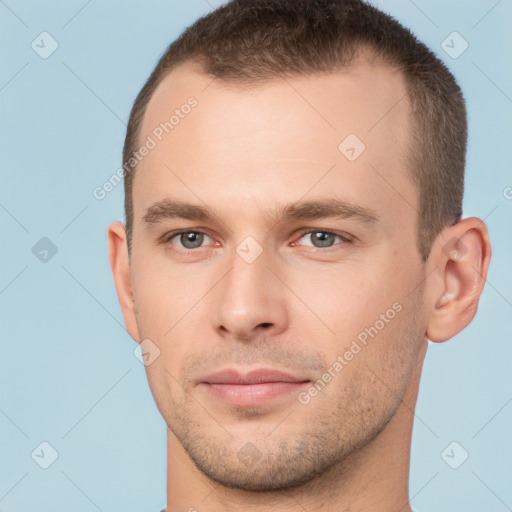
[259,322,272,328]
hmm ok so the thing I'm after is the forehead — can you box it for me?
[141,59,411,143]
[134,60,416,229]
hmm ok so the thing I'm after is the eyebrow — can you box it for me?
[142,198,379,225]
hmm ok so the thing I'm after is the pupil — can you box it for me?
[181,232,203,248]
[313,232,334,247]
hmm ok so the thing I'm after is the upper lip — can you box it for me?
[201,368,310,385]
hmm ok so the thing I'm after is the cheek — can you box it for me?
[286,256,424,390]
[327,298,423,416]
[356,288,425,382]
[131,258,201,337]
[286,257,410,341]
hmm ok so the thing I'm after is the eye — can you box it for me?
[160,229,351,252]
[295,230,349,249]
[167,231,212,250]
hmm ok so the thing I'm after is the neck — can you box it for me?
[165,345,426,512]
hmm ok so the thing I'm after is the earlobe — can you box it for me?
[426,218,491,343]
[107,221,141,342]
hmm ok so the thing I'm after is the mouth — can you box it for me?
[199,368,311,407]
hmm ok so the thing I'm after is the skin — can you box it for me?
[108,59,491,512]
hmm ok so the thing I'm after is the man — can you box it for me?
[108,0,491,510]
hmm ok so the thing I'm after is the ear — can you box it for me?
[107,221,141,342]
[426,217,491,342]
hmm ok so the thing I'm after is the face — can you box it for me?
[126,61,428,490]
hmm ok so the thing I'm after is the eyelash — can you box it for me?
[159,229,353,254]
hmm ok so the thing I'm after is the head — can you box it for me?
[109,0,490,493]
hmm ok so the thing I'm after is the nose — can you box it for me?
[212,243,289,342]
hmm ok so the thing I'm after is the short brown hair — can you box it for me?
[123,0,466,261]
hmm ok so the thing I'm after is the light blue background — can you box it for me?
[1,1,511,511]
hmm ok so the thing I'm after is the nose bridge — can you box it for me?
[212,237,288,339]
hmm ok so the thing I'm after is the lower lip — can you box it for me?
[201,381,309,407]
